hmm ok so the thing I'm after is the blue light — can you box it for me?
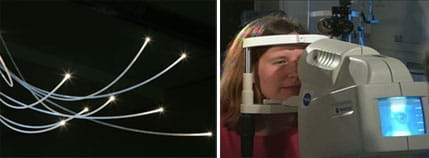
[378,96,426,137]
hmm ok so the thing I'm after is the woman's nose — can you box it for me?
[288,50,303,75]
[286,63,298,78]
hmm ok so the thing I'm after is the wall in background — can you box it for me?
[255,0,429,80]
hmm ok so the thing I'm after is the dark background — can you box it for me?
[0,0,215,157]
[220,0,253,59]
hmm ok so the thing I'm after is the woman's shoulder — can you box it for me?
[220,118,241,158]
[220,117,239,138]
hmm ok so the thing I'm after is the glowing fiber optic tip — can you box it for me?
[145,37,151,42]
[109,96,116,101]
[59,120,66,126]
[159,107,164,113]
[64,73,71,79]
[207,132,213,137]
[181,53,187,59]
[83,107,89,112]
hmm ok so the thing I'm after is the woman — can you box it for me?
[221,15,308,158]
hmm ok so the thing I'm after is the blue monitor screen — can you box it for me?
[378,96,426,137]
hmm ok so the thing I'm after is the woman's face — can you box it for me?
[257,44,305,100]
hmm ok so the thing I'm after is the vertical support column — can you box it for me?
[241,47,255,158]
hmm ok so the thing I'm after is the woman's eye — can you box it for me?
[272,59,288,65]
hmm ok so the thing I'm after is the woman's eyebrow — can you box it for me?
[269,56,287,61]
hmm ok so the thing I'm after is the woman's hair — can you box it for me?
[221,15,307,130]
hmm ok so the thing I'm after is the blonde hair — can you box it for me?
[221,15,306,130]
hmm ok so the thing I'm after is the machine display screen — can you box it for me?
[378,96,426,137]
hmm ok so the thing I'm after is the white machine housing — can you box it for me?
[298,39,429,157]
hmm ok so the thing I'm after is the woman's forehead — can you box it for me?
[266,44,308,52]
[261,45,304,59]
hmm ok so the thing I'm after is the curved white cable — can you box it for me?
[0,92,110,118]
[79,96,115,116]
[62,38,151,101]
[0,54,13,87]
[39,97,212,137]
[40,98,212,137]
[1,94,211,136]
[93,120,213,137]
[19,53,186,101]
[0,115,58,129]
[82,107,163,120]
[0,74,70,109]
[0,109,87,134]
[0,92,162,120]
[0,97,113,130]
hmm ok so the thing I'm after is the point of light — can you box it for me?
[64,73,71,80]
[181,53,187,59]
[159,107,164,113]
[83,107,89,112]
[109,96,116,102]
[145,37,151,42]
[207,132,213,137]
[59,120,66,126]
